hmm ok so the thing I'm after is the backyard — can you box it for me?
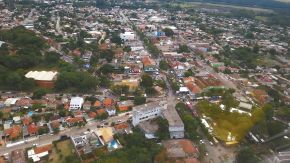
[49,139,80,163]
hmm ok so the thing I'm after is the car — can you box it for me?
[205,152,209,156]
[60,135,68,140]
[117,120,122,123]
[209,141,214,146]
[33,143,38,147]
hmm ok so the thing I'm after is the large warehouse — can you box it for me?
[25,71,58,88]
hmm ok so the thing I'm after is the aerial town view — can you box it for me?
[0,0,289,162]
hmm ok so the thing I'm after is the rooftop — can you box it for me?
[162,105,184,128]
[25,71,58,81]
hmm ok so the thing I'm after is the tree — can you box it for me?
[267,120,285,136]
[100,49,114,62]
[178,45,190,53]
[159,60,170,71]
[140,74,154,88]
[123,46,131,52]
[134,96,146,105]
[235,147,259,163]
[32,88,48,99]
[163,28,174,37]
[99,64,114,75]
[0,112,3,119]
[155,117,170,140]
[111,85,129,95]
[32,114,41,123]
[110,33,122,45]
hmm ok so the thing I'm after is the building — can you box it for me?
[120,32,135,41]
[25,71,58,88]
[11,149,26,163]
[117,100,133,112]
[142,57,158,73]
[162,106,185,139]
[162,139,199,163]
[132,101,166,126]
[27,144,52,162]
[69,97,84,111]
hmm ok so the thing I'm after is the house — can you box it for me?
[117,100,133,112]
[132,101,166,126]
[113,123,131,134]
[15,97,32,108]
[83,101,92,110]
[106,108,116,116]
[252,89,270,104]
[27,144,52,162]
[96,108,106,116]
[4,125,22,140]
[71,131,104,156]
[93,100,102,108]
[142,57,158,73]
[27,123,38,136]
[13,116,21,124]
[69,97,84,111]
[11,149,26,163]
[96,127,114,144]
[65,117,84,127]
[103,98,114,108]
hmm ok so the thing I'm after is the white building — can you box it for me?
[69,97,84,111]
[132,101,166,126]
[162,106,184,139]
[120,32,135,41]
[106,108,116,116]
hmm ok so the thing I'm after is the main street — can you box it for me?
[0,113,131,155]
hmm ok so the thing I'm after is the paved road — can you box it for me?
[0,114,130,155]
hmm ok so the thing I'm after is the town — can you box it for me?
[0,0,290,163]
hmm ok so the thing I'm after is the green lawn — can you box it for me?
[50,139,79,163]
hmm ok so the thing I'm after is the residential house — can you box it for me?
[27,144,52,162]
[69,97,84,111]
[11,149,26,163]
[117,100,133,112]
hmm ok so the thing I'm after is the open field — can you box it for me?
[172,2,274,13]
[50,139,79,163]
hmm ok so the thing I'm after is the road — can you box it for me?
[0,113,130,155]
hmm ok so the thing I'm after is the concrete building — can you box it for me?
[163,106,185,139]
[69,97,84,111]
[132,101,166,126]
[120,32,135,41]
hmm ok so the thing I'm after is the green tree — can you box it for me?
[134,96,146,105]
[140,74,154,88]
[99,64,114,74]
[32,88,48,99]
[163,28,174,37]
[159,60,170,71]
[155,117,170,140]
[235,147,259,163]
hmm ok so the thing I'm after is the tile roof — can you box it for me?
[4,125,22,139]
[27,123,38,135]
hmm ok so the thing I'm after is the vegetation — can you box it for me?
[235,147,260,163]
[197,100,266,142]
[134,96,146,105]
[159,60,170,71]
[155,117,170,140]
[176,102,200,140]
[55,71,98,92]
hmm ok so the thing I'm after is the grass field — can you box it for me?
[172,2,274,13]
[50,139,79,163]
